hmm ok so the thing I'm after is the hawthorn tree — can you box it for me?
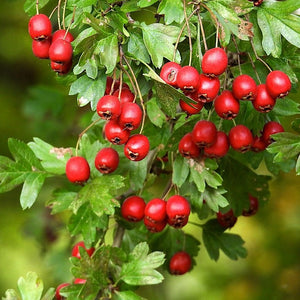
[1,0,300,299]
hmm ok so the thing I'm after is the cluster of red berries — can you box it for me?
[28,13,74,75]
[121,194,191,233]
[55,241,95,299]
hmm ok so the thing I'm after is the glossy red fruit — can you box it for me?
[251,135,267,152]
[179,98,204,116]
[65,156,90,184]
[51,60,72,75]
[252,84,276,113]
[178,132,200,159]
[204,131,229,158]
[166,195,190,229]
[28,14,52,40]
[228,125,254,152]
[262,121,284,145]
[52,29,74,43]
[74,278,86,284]
[55,283,70,300]
[214,90,240,119]
[124,134,150,161]
[71,241,95,259]
[232,74,257,101]
[144,217,167,233]
[176,66,200,93]
[104,119,130,145]
[242,194,259,216]
[217,209,237,229]
[95,147,119,174]
[266,70,291,99]
[192,120,217,148]
[113,88,135,104]
[169,251,192,275]
[160,61,182,87]
[201,47,228,77]
[96,95,121,120]
[197,74,220,103]
[144,198,167,223]
[32,39,51,59]
[105,77,130,95]
[121,195,146,222]
[118,102,143,131]
[49,39,73,64]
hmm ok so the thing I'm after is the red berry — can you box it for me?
[32,39,51,59]
[160,61,182,87]
[144,198,167,223]
[201,47,228,77]
[118,102,143,131]
[176,66,200,93]
[124,134,150,161]
[104,119,130,145]
[55,283,70,300]
[95,147,119,174]
[261,121,284,145]
[28,14,52,40]
[71,241,95,259]
[197,74,220,103]
[166,195,190,229]
[105,77,130,95]
[51,60,72,75]
[204,131,229,158]
[169,251,192,275]
[52,29,74,43]
[113,88,135,104]
[96,95,121,120]
[49,39,73,64]
[266,70,291,99]
[242,194,259,216]
[214,90,240,119]
[178,132,200,159]
[217,209,237,229]
[144,217,167,233]
[74,278,86,284]
[192,120,217,148]
[121,196,146,222]
[252,84,276,113]
[229,125,253,152]
[232,74,257,101]
[251,135,267,152]
[179,98,204,116]
[65,156,90,184]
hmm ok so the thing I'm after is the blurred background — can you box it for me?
[0,0,300,299]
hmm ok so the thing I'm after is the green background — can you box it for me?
[0,0,300,299]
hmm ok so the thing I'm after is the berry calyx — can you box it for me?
[228,125,254,152]
[71,241,95,259]
[178,132,200,159]
[252,84,276,113]
[118,102,143,131]
[55,283,70,300]
[204,131,230,158]
[96,95,121,120]
[104,119,130,145]
[266,70,291,99]
[214,90,240,119]
[201,47,228,77]
[217,209,237,229]
[261,121,284,145]
[176,66,200,93]
[95,147,119,174]
[144,198,167,223]
[28,14,52,40]
[144,217,167,233]
[65,156,90,184]
[121,196,146,222]
[49,39,73,64]
[232,74,257,101]
[160,61,182,87]
[166,195,190,229]
[169,251,192,275]
[242,194,259,216]
[197,74,220,103]
[124,134,150,161]
[192,120,217,148]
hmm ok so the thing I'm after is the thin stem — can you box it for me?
[215,23,219,48]
[183,0,193,66]
[63,6,76,39]
[232,118,237,127]
[197,11,208,52]
[36,0,39,14]
[49,5,58,20]
[112,224,125,248]
[161,178,174,200]
[57,0,62,30]
[247,52,261,84]
[62,0,67,30]
[119,63,138,101]
[232,36,242,75]
[250,37,272,72]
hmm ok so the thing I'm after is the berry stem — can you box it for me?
[197,11,208,52]
[36,0,39,14]
[57,0,62,30]
[247,52,262,84]
[232,36,242,75]
[62,0,67,30]
[63,6,76,40]
[183,0,193,66]
[250,37,272,72]
[119,63,138,101]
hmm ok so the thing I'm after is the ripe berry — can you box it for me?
[176,66,200,93]
[192,120,217,148]
[55,283,70,300]
[197,74,220,103]
[112,88,135,104]
[118,102,143,131]
[217,209,237,229]
[49,39,73,64]
[251,135,267,152]
[204,131,229,158]
[179,98,204,116]
[166,195,190,229]
[105,77,130,95]
[32,39,51,59]
[201,47,228,77]
[242,194,259,216]
[71,241,95,259]
[266,70,291,99]
[252,84,276,113]
[52,29,74,43]
[178,132,200,159]
[28,14,52,40]
[124,134,150,161]
[51,60,72,75]
[160,61,182,87]
[95,147,119,174]
[74,278,86,284]
[144,198,167,223]
[96,95,121,120]
[144,217,167,233]
[65,156,90,184]
[169,251,192,275]
[214,90,240,119]
[104,119,130,145]
[229,125,254,152]
[232,74,257,101]
[262,121,284,145]
[121,195,146,222]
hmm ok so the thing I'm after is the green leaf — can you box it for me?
[127,158,148,190]
[24,0,50,16]
[2,289,20,300]
[67,0,97,8]
[138,0,159,8]
[202,219,247,261]
[48,189,77,214]
[172,155,190,187]
[272,98,300,116]
[146,98,166,128]
[158,0,184,25]
[296,155,300,175]
[128,31,150,63]
[114,290,145,300]
[17,272,44,300]
[41,288,56,300]
[202,187,229,213]
[120,242,165,286]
